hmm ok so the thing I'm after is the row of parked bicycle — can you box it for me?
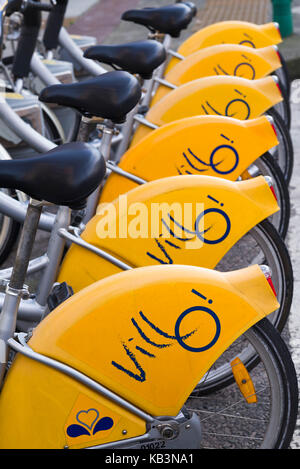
[0,0,297,450]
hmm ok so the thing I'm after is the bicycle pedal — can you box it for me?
[47,282,74,312]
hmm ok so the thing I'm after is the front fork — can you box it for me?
[112,411,202,450]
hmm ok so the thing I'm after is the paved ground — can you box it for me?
[192,0,271,26]
[286,81,300,449]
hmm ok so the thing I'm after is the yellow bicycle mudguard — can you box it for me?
[166,21,282,72]
[132,75,282,146]
[99,115,278,203]
[57,175,279,293]
[0,264,279,448]
[155,45,281,105]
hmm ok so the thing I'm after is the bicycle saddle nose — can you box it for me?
[181,2,197,17]
[121,3,194,37]
[0,142,106,209]
[84,40,167,80]
[39,71,142,124]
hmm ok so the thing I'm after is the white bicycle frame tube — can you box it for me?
[58,27,107,76]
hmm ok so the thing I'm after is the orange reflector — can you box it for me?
[240,169,252,180]
[231,357,257,404]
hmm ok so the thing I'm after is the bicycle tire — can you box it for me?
[0,190,20,265]
[273,76,291,130]
[267,107,294,185]
[276,50,291,99]
[187,318,298,449]
[251,152,290,239]
[194,219,293,393]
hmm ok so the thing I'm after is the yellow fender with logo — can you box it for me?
[0,264,279,448]
[132,75,282,146]
[57,175,278,293]
[166,21,282,72]
[100,115,278,203]
[155,44,281,105]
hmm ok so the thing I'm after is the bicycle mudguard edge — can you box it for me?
[166,21,282,72]
[58,175,279,292]
[131,76,282,145]
[155,44,281,104]
[0,264,279,449]
[100,115,279,203]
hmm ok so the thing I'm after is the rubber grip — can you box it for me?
[43,0,68,50]
[12,5,41,78]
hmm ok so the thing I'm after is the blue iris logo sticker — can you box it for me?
[66,408,114,438]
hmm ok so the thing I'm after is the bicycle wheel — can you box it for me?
[186,318,298,449]
[276,50,291,99]
[245,152,290,239]
[273,78,291,130]
[267,107,294,185]
[220,220,292,330]
[195,220,293,393]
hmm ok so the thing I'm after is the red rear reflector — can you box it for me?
[260,265,277,297]
[276,82,283,95]
[274,46,282,63]
[270,185,278,202]
[264,176,278,202]
[274,22,282,39]
[266,115,278,137]
[271,122,278,137]
[267,276,277,297]
[272,75,283,96]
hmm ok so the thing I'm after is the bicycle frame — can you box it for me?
[0,102,282,305]
[12,6,281,158]
[0,171,280,330]
[131,75,282,146]
[171,21,282,66]
[55,26,285,158]
[0,155,281,449]
[99,115,279,203]
[0,260,279,449]
[0,2,287,164]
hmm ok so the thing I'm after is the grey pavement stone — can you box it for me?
[101,0,206,48]
[277,0,300,79]
[65,0,99,19]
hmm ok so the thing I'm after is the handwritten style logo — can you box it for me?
[213,56,256,80]
[201,88,251,120]
[111,289,221,383]
[177,135,239,176]
[147,195,231,264]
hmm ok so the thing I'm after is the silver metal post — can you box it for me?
[30,52,61,87]
[113,105,139,162]
[0,200,43,385]
[58,27,107,77]
[35,206,71,308]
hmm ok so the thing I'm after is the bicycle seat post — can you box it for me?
[0,199,44,385]
[77,116,98,143]
[77,115,118,162]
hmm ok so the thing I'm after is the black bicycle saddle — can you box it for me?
[84,40,167,79]
[0,142,106,209]
[121,3,194,37]
[39,71,142,123]
[180,2,197,17]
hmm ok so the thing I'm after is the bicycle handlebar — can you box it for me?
[23,0,54,12]
[6,0,54,16]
